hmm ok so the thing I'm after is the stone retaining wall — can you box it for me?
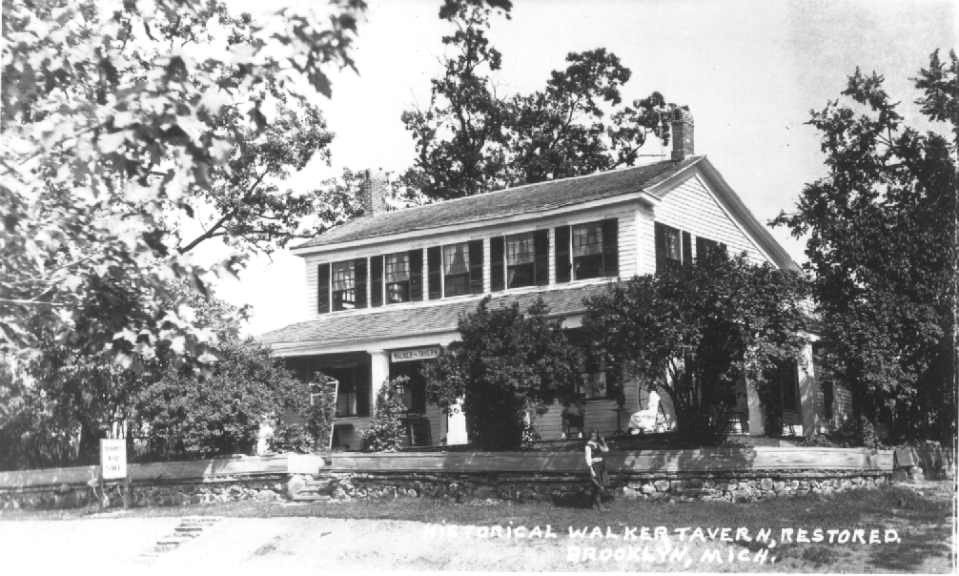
[290,469,890,505]
[0,474,290,511]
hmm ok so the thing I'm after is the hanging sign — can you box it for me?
[391,347,441,363]
[100,439,127,480]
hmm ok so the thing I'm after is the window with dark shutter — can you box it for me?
[427,246,442,300]
[370,256,383,307]
[468,240,484,295]
[655,222,682,271]
[490,237,505,292]
[506,232,535,288]
[696,236,726,262]
[534,229,549,286]
[353,258,367,309]
[682,231,692,266]
[331,260,356,311]
[443,242,470,297]
[409,249,423,301]
[317,263,330,314]
[601,219,618,277]
[385,253,411,304]
[555,225,571,283]
[572,221,604,279]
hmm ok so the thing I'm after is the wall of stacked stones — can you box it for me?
[0,475,289,511]
[292,469,891,505]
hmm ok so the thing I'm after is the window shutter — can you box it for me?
[370,255,383,307]
[408,249,424,301]
[533,229,549,286]
[695,236,705,262]
[555,225,571,283]
[719,242,727,257]
[468,240,484,295]
[602,219,619,277]
[654,222,666,271]
[682,231,692,266]
[354,258,367,309]
[427,246,442,300]
[317,263,330,314]
[490,236,505,292]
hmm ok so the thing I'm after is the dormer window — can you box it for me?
[331,261,356,311]
[443,242,470,297]
[385,252,411,303]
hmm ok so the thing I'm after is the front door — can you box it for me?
[389,360,427,415]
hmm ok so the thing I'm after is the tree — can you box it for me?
[400,0,682,201]
[1,0,366,363]
[423,297,583,450]
[772,50,958,443]
[135,336,301,460]
[582,255,809,441]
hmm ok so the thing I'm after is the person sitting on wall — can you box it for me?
[562,396,586,439]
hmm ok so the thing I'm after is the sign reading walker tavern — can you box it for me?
[391,348,441,363]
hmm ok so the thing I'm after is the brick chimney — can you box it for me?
[356,169,390,216]
[670,108,694,162]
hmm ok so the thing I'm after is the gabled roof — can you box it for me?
[294,157,704,250]
[260,282,617,354]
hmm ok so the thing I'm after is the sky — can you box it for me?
[210,0,956,336]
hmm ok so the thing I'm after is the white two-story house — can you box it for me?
[261,111,852,449]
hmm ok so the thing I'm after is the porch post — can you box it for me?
[368,349,390,415]
[798,341,817,436]
[446,399,468,445]
[745,376,764,436]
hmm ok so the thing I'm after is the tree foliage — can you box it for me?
[582,255,810,441]
[772,50,958,443]
[423,297,583,450]
[401,0,683,201]
[1,0,366,363]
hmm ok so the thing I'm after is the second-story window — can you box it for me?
[506,232,535,288]
[385,252,410,303]
[443,242,470,297]
[572,222,605,279]
[331,261,356,311]
[655,222,690,270]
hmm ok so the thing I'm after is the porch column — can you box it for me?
[446,399,468,445]
[798,341,817,436]
[368,349,390,415]
[745,376,764,436]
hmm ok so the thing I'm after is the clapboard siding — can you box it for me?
[332,447,893,473]
[654,174,771,267]
[533,376,643,440]
[301,204,641,321]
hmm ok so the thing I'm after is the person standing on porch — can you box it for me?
[585,429,610,511]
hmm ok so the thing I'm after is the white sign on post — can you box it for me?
[390,347,441,363]
[100,438,127,480]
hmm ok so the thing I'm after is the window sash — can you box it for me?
[664,228,682,261]
[572,222,603,257]
[506,232,535,265]
[443,243,469,275]
[331,261,355,291]
[385,253,410,283]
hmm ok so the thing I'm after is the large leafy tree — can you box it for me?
[401,0,682,201]
[772,50,958,443]
[582,255,809,441]
[422,297,583,450]
[1,0,366,363]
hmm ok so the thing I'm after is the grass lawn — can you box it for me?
[2,481,954,572]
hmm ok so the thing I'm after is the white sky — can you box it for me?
[207,0,956,336]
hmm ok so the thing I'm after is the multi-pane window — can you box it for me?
[331,261,355,311]
[572,222,605,279]
[663,226,682,262]
[576,366,608,400]
[443,242,470,297]
[327,365,369,417]
[696,237,726,262]
[385,252,411,304]
[506,232,535,288]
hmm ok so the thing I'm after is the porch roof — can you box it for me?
[260,282,618,354]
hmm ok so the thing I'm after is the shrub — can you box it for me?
[360,377,409,452]
[268,423,315,453]
[827,416,884,450]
